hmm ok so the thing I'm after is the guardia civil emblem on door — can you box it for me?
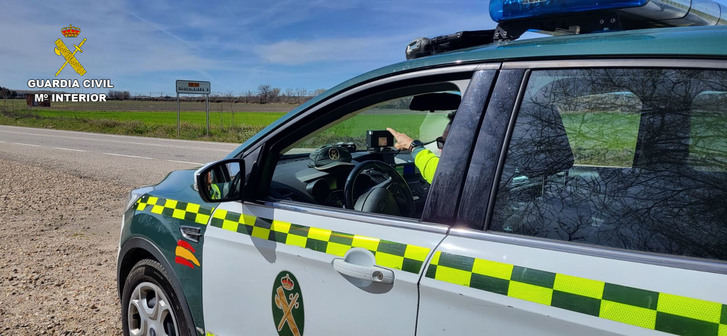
[271,271,304,336]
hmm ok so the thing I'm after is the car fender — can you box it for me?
[117,236,200,336]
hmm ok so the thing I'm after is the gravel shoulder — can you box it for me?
[0,156,130,335]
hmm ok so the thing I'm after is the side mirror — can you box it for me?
[195,159,245,202]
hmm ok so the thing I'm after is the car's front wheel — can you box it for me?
[122,259,189,336]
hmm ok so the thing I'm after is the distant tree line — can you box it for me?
[107,90,131,100]
[252,85,326,104]
[2,84,328,105]
[107,85,326,104]
[0,86,18,99]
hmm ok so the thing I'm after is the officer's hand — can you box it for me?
[387,128,414,151]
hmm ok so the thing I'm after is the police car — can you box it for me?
[117,1,727,335]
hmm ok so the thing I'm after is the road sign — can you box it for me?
[176,80,211,136]
[176,80,211,94]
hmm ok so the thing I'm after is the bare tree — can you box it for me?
[107,90,131,100]
[296,88,308,103]
[283,88,294,103]
[270,87,281,103]
[258,85,274,104]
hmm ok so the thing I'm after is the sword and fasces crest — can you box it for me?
[55,24,86,76]
[272,272,305,336]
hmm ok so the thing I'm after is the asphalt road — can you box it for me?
[0,125,241,186]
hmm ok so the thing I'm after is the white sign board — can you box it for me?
[176,80,210,94]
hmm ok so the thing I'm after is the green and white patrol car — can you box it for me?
[117,1,727,335]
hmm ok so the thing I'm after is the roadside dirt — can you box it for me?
[0,157,129,335]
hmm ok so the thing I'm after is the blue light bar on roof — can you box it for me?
[490,0,649,22]
[490,0,727,26]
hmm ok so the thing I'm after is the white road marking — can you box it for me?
[103,152,153,160]
[0,128,234,152]
[12,142,41,147]
[55,147,87,152]
[167,160,204,165]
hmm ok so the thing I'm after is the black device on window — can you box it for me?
[366,130,394,151]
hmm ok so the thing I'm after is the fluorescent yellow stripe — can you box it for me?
[434,265,471,287]
[430,251,441,265]
[195,214,210,225]
[718,324,726,336]
[352,235,380,251]
[212,209,227,219]
[308,227,332,241]
[286,234,307,248]
[657,293,722,323]
[147,196,158,204]
[240,213,256,225]
[271,220,291,233]
[151,205,164,214]
[164,199,178,208]
[375,252,404,270]
[175,246,200,266]
[600,300,657,329]
[221,219,238,232]
[325,242,350,257]
[172,209,186,220]
[136,202,146,211]
[553,273,605,299]
[508,281,553,306]
[185,203,200,213]
[403,245,430,261]
[472,258,513,280]
[252,226,270,240]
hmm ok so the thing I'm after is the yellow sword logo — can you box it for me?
[54,38,86,76]
[274,286,301,336]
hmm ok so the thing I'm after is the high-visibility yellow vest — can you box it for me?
[412,148,438,184]
[210,184,221,199]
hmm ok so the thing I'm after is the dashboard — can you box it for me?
[269,148,430,216]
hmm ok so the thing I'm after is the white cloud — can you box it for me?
[254,36,406,65]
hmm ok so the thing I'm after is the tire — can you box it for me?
[121,259,192,336]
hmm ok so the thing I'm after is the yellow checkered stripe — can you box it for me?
[426,251,727,335]
[209,209,431,274]
[135,195,214,226]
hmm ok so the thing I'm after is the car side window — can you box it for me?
[490,68,727,260]
[268,81,465,219]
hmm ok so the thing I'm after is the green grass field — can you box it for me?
[561,112,640,167]
[0,99,290,142]
[562,110,726,169]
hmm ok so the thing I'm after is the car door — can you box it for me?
[201,66,497,335]
[418,62,727,335]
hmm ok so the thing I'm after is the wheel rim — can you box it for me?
[127,281,179,336]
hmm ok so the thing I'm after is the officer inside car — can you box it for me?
[387,111,454,184]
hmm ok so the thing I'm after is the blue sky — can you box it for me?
[1,0,498,96]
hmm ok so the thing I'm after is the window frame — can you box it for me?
[240,64,497,225]
[458,58,727,274]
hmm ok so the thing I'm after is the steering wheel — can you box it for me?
[343,160,415,217]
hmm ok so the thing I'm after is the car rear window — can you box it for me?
[490,68,727,261]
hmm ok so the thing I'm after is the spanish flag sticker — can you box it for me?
[175,240,200,268]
